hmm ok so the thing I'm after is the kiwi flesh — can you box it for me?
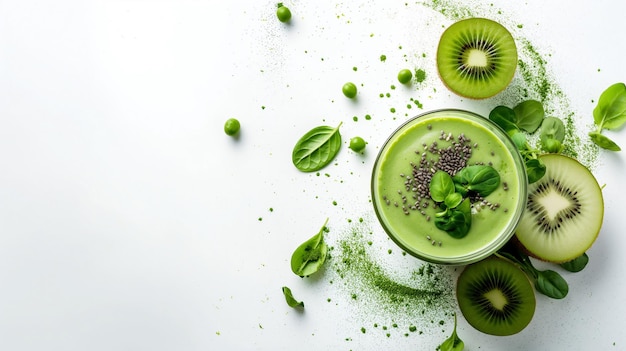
[515,154,603,263]
[436,18,517,99]
[457,256,536,336]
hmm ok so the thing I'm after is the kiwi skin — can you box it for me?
[456,255,536,336]
[514,154,603,263]
[436,17,518,99]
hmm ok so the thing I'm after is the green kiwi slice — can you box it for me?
[515,154,603,263]
[436,18,517,99]
[457,256,535,336]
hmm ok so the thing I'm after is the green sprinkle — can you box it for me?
[380,54,387,62]
[415,69,426,83]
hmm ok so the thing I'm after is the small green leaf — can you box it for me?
[292,123,342,172]
[535,270,569,299]
[282,286,305,309]
[525,158,546,183]
[489,105,518,134]
[452,165,501,197]
[540,117,566,143]
[438,313,464,351]
[429,171,456,202]
[444,192,463,209]
[513,100,545,133]
[435,199,471,239]
[593,82,626,130]
[589,131,621,151]
[510,131,528,151]
[540,138,563,153]
[290,218,329,277]
[560,253,589,273]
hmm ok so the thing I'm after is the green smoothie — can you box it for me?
[372,110,527,265]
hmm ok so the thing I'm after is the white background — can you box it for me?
[1,0,625,350]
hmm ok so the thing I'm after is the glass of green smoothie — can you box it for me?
[371,109,527,265]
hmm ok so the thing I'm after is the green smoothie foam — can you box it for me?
[372,110,527,265]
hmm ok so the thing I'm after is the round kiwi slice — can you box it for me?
[515,154,603,263]
[457,256,535,336]
[436,18,517,99]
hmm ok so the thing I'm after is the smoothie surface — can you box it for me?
[372,110,526,264]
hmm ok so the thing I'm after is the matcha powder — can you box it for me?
[326,216,456,345]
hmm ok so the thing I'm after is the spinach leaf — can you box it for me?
[589,131,621,151]
[541,138,563,153]
[540,117,565,142]
[560,253,589,273]
[281,286,304,309]
[452,165,501,197]
[510,131,528,150]
[525,158,546,184]
[438,313,464,351]
[430,170,456,202]
[489,105,518,134]
[535,270,569,299]
[497,242,569,299]
[444,192,463,209]
[513,100,545,133]
[593,82,626,130]
[435,198,471,239]
[290,218,329,277]
[292,123,342,172]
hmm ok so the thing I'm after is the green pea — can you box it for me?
[397,69,413,84]
[342,82,357,98]
[349,136,366,152]
[276,3,292,23]
[224,118,240,136]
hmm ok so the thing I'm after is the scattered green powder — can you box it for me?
[380,54,387,62]
[365,114,372,120]
[327,219,455,339]
[414,69,426,83]
[390,107,396,113]
[353,66,358,71]
[353,116,358,122]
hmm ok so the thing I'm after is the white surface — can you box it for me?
[1,1,625,350]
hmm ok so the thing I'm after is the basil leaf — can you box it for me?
[438,314,464,351]
[525,158,546,183]
[560,253,589,273]
[430,171,456,202]
[593,82,626,130]
[282,286,304,309]
[444,192,463,209]
[290,218,329,277]
[436,199,471,239]
[535,270,569,299]
[513,100,545,133]
[589,131,621,151]
[292,123,342,172]
[489,105,518,134]
[452,165,501,197]
[540,117,565,143]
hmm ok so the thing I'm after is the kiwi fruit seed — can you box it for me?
[436,18,517,99]
[457,256,536,336]
[515,154,603,263]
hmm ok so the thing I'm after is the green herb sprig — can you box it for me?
[498,243,569,299]
[589,82,626,151]
[292,123,342,172]
[437,313,464,351]
[429,165,500,238]
[489,100,565,183]
[290,218,329,277]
